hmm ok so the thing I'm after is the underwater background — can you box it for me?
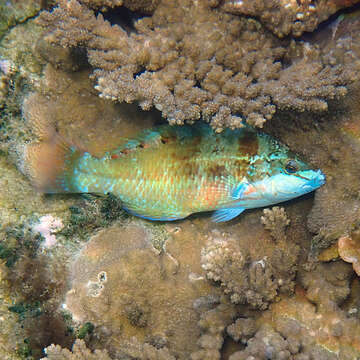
[0,0,360,359]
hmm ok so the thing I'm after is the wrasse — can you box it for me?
[25,123,325,222]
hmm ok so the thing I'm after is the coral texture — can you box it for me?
[201,218,299,310]
[64,221,218,359]
[338,231,360,276]
[226,317,257,343]
[21,64,158,158]
[35,0,355,130]
[228,324,302,360]
[42,339,112,359]
[227,260,359,359]
[79,0,159,12]
[0,0,42,38]
[190,301,237,360]
[263,11,360,251]
[261,206,290,241]
[116,337,176,360]
[42,337,176,360]
[221,0,360,37]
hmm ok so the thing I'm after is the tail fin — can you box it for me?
[23,133,81,193]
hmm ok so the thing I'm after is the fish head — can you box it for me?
[259,163,326,204]
[246,135,326,206]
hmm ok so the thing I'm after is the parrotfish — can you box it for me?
[25,123,325,222]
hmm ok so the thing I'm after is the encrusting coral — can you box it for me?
[35,0,356,131]
[221,0,360,38]
[63,221,219,359]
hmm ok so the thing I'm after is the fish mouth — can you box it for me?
[300,169,326,192]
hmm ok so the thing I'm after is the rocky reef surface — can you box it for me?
[0,1,360,359]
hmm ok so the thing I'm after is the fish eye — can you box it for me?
[285,159,298,174]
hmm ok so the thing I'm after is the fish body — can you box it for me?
[26,123,325,222]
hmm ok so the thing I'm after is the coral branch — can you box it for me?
[36,0,357,130]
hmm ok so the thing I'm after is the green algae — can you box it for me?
[8,301,42,321]
[77,322,95,340]
[141,221,171,254]
[61,194,128,240]
[16,338,32,359]
[0,225,40,267]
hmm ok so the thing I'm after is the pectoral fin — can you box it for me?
[211,179,250,222]
[211,207,245,222]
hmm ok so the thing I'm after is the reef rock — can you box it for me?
[338,231,360,276]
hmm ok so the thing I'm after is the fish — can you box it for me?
[24,122,325,222]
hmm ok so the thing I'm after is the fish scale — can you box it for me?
[26,122,325,222]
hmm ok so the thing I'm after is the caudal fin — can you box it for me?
[22,134,81,193]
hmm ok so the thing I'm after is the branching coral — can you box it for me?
[257,287,360,359]
[79,0,159,13]
[226,317,257,344]
[226,262,360,359]
[35,0,355,130]
[116,337,176,360]
[228,324,301,360]
[42,337,176,360]
[190,301,237,360]
[201,229,299,309]
[221,0,360,38]
[42,339,112,360]
[261,206,290,241]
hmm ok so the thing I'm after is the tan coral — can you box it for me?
[35,0,355,130]
[259,289,360,358]
[201,225,299,309]
[338,231,360,276]
[42,339,112,359]
[261,206,290,241]
[221,0,360,37]
[64,221,218,359]
[79,0,159,13]
[22,64,158,157]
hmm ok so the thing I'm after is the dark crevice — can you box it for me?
[98,6,150,34]
[133,68,146,79]
[300,2,360,41]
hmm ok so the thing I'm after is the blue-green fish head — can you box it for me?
[260,166,326,204]
[247,146,326,208]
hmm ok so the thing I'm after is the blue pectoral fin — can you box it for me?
[211,207,245,222]
[232,181,249,200]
